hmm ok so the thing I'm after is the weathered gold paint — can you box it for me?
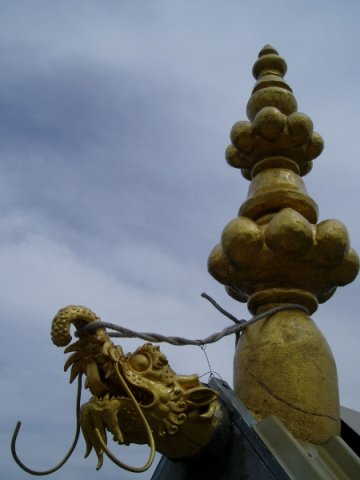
[234,310,340,444]
[208,45,359,443]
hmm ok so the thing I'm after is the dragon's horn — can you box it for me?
[51,305,100,347]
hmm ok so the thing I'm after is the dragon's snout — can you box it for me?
[51,305,100,347]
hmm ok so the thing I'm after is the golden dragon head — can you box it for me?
[50,305,225,468]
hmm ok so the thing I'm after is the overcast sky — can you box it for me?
[1,1,360,479]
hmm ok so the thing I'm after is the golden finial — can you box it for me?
[208,46,359,445]
[210,45,358,312]
[226,45,323,182]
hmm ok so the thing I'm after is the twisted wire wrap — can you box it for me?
[75,301,309,346]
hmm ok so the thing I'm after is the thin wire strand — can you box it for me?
[200,292,241,324]
[199,344,213,379]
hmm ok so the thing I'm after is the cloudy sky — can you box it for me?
[1,1,360,479]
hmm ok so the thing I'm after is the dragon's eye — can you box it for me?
[129,353,150,372]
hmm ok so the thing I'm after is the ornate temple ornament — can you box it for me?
[12,305,226,473]
[208,45,359,444]
[11,46,359,475]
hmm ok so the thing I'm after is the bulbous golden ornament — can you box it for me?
[208,45,359,445]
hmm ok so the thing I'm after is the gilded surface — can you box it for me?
[208,45,359,444]
[51,305,223,468]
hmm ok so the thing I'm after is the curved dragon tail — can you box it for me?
[51,305,100,347]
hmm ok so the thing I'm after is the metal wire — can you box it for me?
[75,302,309,346]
